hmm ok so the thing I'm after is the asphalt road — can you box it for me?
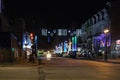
[0,57,120,80]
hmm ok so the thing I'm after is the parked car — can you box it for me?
[68,51,76,58]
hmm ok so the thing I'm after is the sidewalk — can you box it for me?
[76,56,120,64]
[0,56,40,67]
[86,58,120,64]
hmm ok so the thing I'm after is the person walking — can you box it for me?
[104,52,107,61]
[26,49,31,62]
[14,48,19,63]
[31,43,36,63]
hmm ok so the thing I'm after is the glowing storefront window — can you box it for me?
[64,41,67,52]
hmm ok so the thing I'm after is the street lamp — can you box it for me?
[104,29,109,34]
[104,29,110,61]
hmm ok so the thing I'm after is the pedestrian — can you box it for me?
[26,49,31,62]
[104,52,107,61]
[31,43,36,63]
[14,48,19,62]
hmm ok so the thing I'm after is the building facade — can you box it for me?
[80,1,120,59]
[110,1,120,58]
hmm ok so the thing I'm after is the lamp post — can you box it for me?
[104,29,109,61]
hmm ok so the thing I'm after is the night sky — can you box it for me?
[3,0,111,30]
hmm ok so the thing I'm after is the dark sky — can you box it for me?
[3,0,110,30]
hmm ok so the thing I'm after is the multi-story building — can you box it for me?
[110,1,120,58]
[80,1,120,59]
[0,0,19,62]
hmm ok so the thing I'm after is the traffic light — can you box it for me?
[30,33,34,40]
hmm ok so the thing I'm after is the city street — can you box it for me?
[0,0,120,80]
[0,57,120,80]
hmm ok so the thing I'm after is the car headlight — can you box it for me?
[46,53,51,60]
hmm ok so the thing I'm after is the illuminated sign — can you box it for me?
[58,29,62,36]
[58,29,67,36]
[41,28,82,37]
[76,29,81,37]
[41,29,47,36]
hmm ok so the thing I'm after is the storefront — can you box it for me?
[92,33,111,58]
